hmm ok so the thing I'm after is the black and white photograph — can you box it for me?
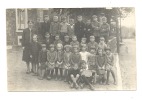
[6,8,136,91]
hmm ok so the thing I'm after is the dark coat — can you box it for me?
[22,28,35,62]
[74,21,85,37]
[84,24,93,38]
[41,21,50,37]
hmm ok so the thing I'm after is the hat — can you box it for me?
[41,44,46,47]
[50,44,54,48]
[92,15,97,18]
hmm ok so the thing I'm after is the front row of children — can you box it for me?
[29,34,116,91]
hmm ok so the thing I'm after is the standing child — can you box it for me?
[31,34,42,75]
[87,48,97,84]
[50,16,60,41]
[56,43,64,81]
[38,44,47,80]
[63,35,71,46]
[105,47,116,85]
[69,45,82,89]
[59,16,70,41]
[84,19,93,43]
[63,45,72,82]
[96,48,107,84]
[47,44,57,80]
[88,36,98,52]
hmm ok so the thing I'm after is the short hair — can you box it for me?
[77,15,82,18]
[90,35,95,39]
[41,44,46,47]
[50,44,54,48]
[27,20,33,24]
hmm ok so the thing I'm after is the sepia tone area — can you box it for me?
[7,8,136,91]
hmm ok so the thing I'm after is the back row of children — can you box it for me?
[38,14,110,44]
[29,33,116,91]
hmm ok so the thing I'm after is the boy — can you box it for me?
[69,45,82,89]
[41,15,50,40]
[96,48,107,84]
[105,47,116,85]
[68,19,75,38]
[31,34,42,75]
[87,48,97,84]
[74,15,85,42]
[91,15,100,43]
[63,35,71,46]
[98,37,107,52]
[54,35,62,50]
[45,32,53,50]
[88,36,98,52]
[100,16,110,43]
[84,19,93,42]
[47,44,57,80]
[56,43,64,81]
[70,35,79,47]
[63,45,72,82]
[50,16,60,40]
[79,44,90,69]
[38,44,47,80]
[59,16,70,41]
[79,60,95,90]
[80,37,87,47]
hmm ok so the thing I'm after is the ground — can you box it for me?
[7,39,136,91]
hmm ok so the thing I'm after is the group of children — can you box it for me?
[27,32,116,91]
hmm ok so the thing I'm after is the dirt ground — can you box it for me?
[7,39,136,91]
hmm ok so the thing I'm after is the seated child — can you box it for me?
[105,47,116,85]
[87,48,97,84]
[31,34,42,75]
[63,45,72,82]
[38,44,47,80]
[56,43,64,81]
[88,36,98,52]
[47,44,57,80]
[96,48,107,84]
[79,60,95,90]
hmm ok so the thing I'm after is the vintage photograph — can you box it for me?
[7,8,136,91]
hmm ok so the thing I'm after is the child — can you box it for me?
[47,44,57,80]
[59,16,70,41]
[74,15,85,42]
[100,16,110,43]
[63,35,71,46]
[88,36,98,52]
[45,32,53,50]
[54,34,62,50]
[98,37,107,52]
[38,44,47,80]
[80,37,87,47]
[87,48,97,84]
[84,19,93,42]
[68,19,75,38]
[31,34,42,75]
[69,45,82,89]
[96,48,107,84]
[79,44,90,69]
[91,15,100,43]
[70,35,79,47]
[105,47,116,85]
[63,45,72,82]
[79,60,95,90]
[50,16,60,40]
[55,43,64,81]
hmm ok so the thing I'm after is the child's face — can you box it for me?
[72,37,77,41]
[90,49,96,54]
[100,39,105,43]
[74,48,78,53]
[62,19,66,23]
[106,50,111,55]
[33,36,37,42]
[93,17,98,21]
[45,34,50,39]
[82,63,86,69]
[69,20,74,25]
[82,46,86,51]
[65,48,70,52]
[42,47,46,51]
[86,20,91,25]
[81,38,86,43]
[64,37,69,42]
[77,17,82,22]
[55,36,60,40]
[57,46,62,51]
[28,22,33,29]
[53,17,58,22]
[98,49,103,55]
[50,47,54,51]
[44,16,49,22]
[90,38,95,42]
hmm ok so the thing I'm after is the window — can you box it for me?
[16,8,28,32]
